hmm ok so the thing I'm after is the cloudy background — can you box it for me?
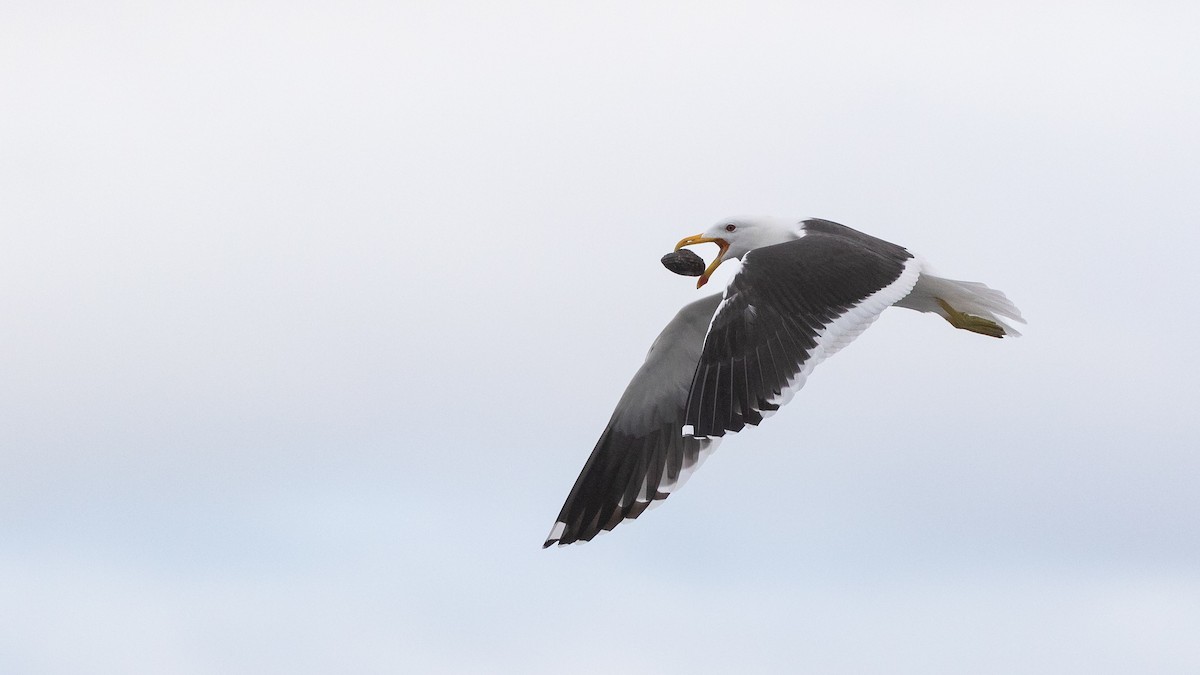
[3,1,1199,672]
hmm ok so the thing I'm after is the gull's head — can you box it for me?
[674,216,803,288]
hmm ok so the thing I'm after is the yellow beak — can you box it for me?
[674,234,730,289]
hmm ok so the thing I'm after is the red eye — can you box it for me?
[724,224,736,233]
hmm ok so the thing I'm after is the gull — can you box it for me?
[544,217,1023,547]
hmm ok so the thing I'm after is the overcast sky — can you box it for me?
[3,1,1199,673]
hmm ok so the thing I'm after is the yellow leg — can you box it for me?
[936,298,1006,338]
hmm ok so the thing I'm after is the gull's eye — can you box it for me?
[724,224,736,233]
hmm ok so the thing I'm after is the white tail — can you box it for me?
[895,272,1026,337]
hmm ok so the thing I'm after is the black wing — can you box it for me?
[544,293,723,547]
[684,225,918,439]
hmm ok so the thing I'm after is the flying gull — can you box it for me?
[544,217,1024,547]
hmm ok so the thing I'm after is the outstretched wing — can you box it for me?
[684,225,921,439]
[544,293,724,547]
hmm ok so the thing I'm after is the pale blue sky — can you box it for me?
[3,1,1199,673]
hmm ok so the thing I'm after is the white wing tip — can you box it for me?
[544,521,567,547]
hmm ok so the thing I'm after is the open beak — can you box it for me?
[674,234,730,288]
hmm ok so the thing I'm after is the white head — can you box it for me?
[675,216,804,288]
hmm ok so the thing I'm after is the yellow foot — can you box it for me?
[936,298,1006,338]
